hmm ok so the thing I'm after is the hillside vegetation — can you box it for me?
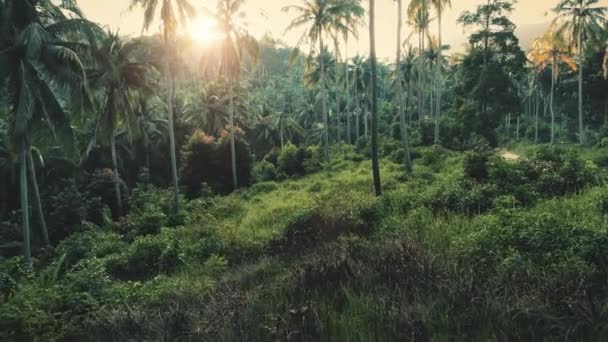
[2,143,608,341]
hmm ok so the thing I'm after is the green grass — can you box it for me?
[3,145,608,341]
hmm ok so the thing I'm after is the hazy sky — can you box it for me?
[78,0,608,59]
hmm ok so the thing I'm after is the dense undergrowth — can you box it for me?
[2,144,608,341]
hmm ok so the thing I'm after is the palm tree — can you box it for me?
[211,0,259,190]
[331,0,364,148]
[429,0,451,143]
[394,0,412,172]
[129,0,195,214]
[88,32,154,217]
[0,0,94,261]
[283,0,360,163]
[369,0,381,196]
[553,0,608,145]
[528,30,577,144]
[408,1,432,123]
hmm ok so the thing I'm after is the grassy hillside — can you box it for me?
[2,145,608,341]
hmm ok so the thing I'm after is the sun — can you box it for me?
[187,17,222,44]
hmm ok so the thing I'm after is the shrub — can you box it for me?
[83,169,128,219]
[276,144,323,178]
[252,161,278,182]
[180,129,254,195]
[105,234,183,280]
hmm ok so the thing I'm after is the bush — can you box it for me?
[252,161,278,182]
[83,169,128,220]
[105,233,183,280]
[275,144,323,178]
[180,129,254,196]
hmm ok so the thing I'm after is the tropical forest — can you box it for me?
[3,0,608,340]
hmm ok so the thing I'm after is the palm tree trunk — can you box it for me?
[435,12,442,144]
[345,34,351,145]
[396,0,412,173]
[27,149,49,246]
[577,31,585,145]
[20,141,31,264]
[334,33,342,153]
[110,131,122,217]
[550,64,556,145]
[319,35,330,163]
[535,92,540,144]
[418,30,423,122]
[166,59,180,214]
[229,79,238,188]
[280,114,285,149]
[370,0,382,196]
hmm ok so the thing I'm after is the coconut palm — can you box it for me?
[87,32,154,217]
[129,0,195,214]
[0,0,95,261]
[528,30,577,144]
[369,0,381,196]
[407,1,432,123]
[429,0,451,143]
[208,0,259,190]
[553,0,608,145]
[330,0,364,148]
[394,0,413,172]
[283,0,362,163]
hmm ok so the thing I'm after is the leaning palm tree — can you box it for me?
[553,0,608,145]
[129,0,195,214]
[394,0,412,172]
[0,0,95,261]
[211,0,259,190]
[88,32,154,217]
[528,30,577,144]
[283,0,360,163]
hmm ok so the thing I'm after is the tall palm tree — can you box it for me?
[369,0,381,196]
[88,32,154,217]
[553,0,608,145]
[129,0,195,214]
[528,30,577,144]
[394,0,412,173]
[429,0,451,143]
[0,0,94,261]
[408,1,431,123]
[283,0,360,163]
[331,0,364,148]
[212,0,259,190]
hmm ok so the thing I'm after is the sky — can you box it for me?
[78,0,608,59]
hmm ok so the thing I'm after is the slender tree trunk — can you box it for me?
[516,116,520,140]
[407,78,413,125]
[20,141,31,264]
[229,79,238,188]
[280,115,284,149]
[110,131,122,217]
[345,34,351,145]
[435,11,442,144]
[535,92,540,144]
[577,31,585,145]
[334,33,342,153]
[550,64,556,145]
[144,133,151,173]
[418,30,423,122]
[165,47,180,214]
[27,149,49,246]
[396,0,412,172]
[356,106,360,140]
[370,0,382,196]
[319,35,330,163]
